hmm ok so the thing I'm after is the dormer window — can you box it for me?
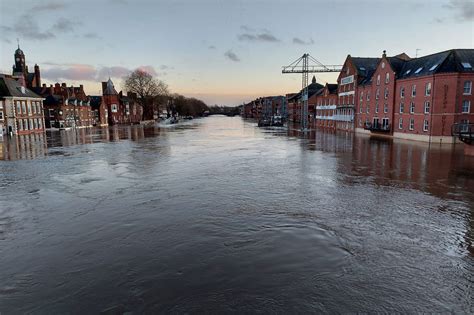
[415,67,423,74]
[405,69,411,75]
[461,62,472,69]
[382,62,385,69]
[20,86,26,94]
[385,73,390,84]
[376,74,380,85]
[429,64,439,71]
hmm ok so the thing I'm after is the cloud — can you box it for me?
[443,0,474,21]
[42,64,97,81]
[224,50,240,62]
[83,32,102,39]
[238,32,280,42]
[208,45,216,50]
[31,1,67,11]
[52,18,81,33]
[240,25,255,32]
[292,37,314,45]
[13,14,55,40]
[41,64,159,82]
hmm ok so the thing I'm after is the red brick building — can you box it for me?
[336,55,380,131]
[102,78,125,125]
[315,83,338,129]
[0,74,45,135]
[34,83,93,129]
[287,76,324,124]
[355,49,474,144]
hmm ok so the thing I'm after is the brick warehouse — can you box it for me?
[354,49,474,144]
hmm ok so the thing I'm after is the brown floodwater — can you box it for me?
[0,116,473,313]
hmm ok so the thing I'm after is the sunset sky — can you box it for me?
[0,0,473,105]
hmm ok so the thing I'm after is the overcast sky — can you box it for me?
[0,0,473,105]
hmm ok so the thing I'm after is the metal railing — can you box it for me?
[452,123,474,145]
[364,122,391,132]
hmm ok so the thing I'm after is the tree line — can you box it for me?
[123,69,240,119]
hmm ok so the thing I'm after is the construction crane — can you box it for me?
[282,53,342,131]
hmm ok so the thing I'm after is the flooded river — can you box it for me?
[0,116,473,313]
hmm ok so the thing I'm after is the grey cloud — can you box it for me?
[238,32,280,42]
[224,50,240,62]
[292,37,314,45]
[208,45,216,49]
[31,1,67,11]
[443,0,474,21]
[240,25,255,32]
[52,18,81,33]
[83,32,102,39]
[159,65,173,70]
[14,14,55,40]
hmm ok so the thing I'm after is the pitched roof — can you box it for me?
[0,74,42,98]
[396,49,474,80]
[103,78,118,95]
[351,57,380,78]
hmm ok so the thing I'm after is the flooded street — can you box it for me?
[0,116,473,313]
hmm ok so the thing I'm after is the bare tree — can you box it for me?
[123,69,169,120]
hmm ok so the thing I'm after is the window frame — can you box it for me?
[425,82,431,96]
[423,119,429,132]
[409,118,414,130]
[410,101,415,114]
[462,100,471,113]
[464,81,472,95]
[398,117,403,129]
[411,85,416,97]
[424,101,430,114]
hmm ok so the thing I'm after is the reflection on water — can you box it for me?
[0,117,473,313]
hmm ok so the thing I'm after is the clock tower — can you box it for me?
[12,41,26,76]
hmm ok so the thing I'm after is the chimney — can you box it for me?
[34,64,41,87]
[80,84,83,91]
[101,82,107,94]
[42,83,46,87]
[61,83,66,88]
[382,50,387,58]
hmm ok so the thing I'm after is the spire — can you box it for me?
[17,38,19,49]
[311,76,316,84]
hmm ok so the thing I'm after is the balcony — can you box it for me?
[452,123,474,145]
[364,122,391,132]
[333,114,353,122]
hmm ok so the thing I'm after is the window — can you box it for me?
[359,105,363,113]
[424,101,430,114]
[29,119,33,130]
[461,62,472,69]
[409,118,414,130]
[425,82,431,96]
[423,119,429,132]
[21,101,26,114]
[385,73,389,84]
[405,69,412,75]
[464,81,472,95]
[16,101,21,115]
[462,100,471,113]
[376,74,380,85]
[415,67,423,74]
[367,91,370,101]
[33,118,37,129]
[0,111,3,120]
[32,102,37,114]
[23,119,28,130]
[18,119,23,131]
[411,85,416,97]
[384,103,388,113]
[375,103,379,113]
[399,118,403,129]
[360,92,363,103]
[400,87,405,98]
[366,104,370,113]
[384,88,389,99]
[460,119,469,132]
[111,104,118,113]
[429,64,439,71]
[410,101,415,113]
[400,102,404,113]
[376,88,380,100]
